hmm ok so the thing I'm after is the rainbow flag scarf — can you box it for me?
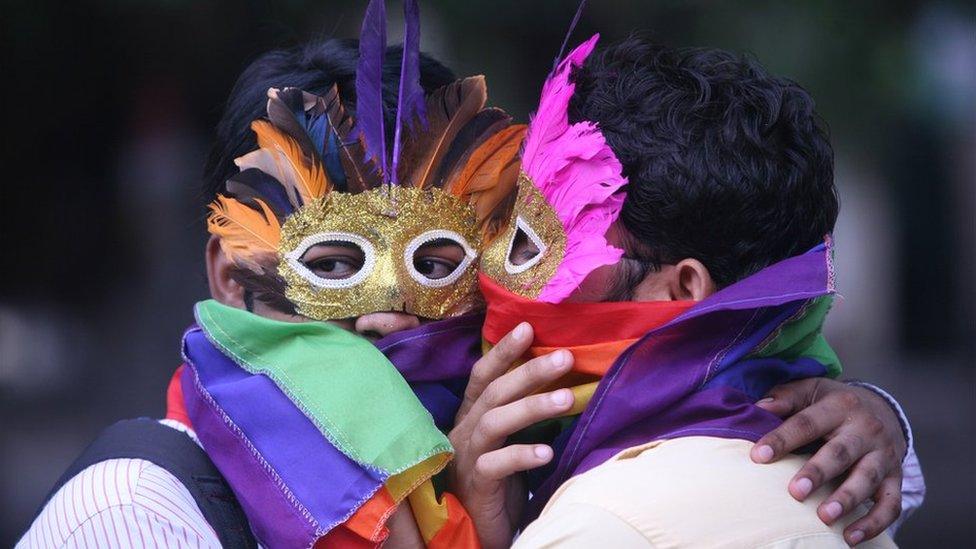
[180,301,482,548]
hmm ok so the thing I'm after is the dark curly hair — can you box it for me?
[203,38,456,203]
[568,35,838,290]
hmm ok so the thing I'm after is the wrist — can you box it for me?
[844,380,912,459]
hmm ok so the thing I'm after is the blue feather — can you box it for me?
[305,112,327,156]
[391,0,424,184]
[356,0,388,180]
[227,168,297,218]
[323,129,348,191]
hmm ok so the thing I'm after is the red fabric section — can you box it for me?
[330,487,396,546]
[165,365,192,428]
[480,274,693,347]
[427,493,481,549]
[316,524,381,548]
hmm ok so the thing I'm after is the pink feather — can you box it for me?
[521,34,627,302]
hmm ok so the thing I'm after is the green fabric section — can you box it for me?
[752,296,842,377]
[194,299,452,475]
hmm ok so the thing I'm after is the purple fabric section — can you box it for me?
[573,386,784,473]
[376,314,483,382]
[180,350,317,548]
[376,314,482,429]
[182,328,387,546]
[526,243,835,519]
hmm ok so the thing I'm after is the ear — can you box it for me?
[206,235,247,308]
[669,258,716,301]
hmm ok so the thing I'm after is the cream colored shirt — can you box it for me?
[515,436,896,548]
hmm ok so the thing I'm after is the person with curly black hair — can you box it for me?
[450,35,922,548]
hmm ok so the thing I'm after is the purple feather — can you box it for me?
[356,0,388,180]
[553,0,588,71]
[391,0,425,184]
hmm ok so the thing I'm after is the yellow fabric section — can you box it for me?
[384,452,451,501]
[567,382,598,416]
[406,479,450,544]
[515,437,897,549]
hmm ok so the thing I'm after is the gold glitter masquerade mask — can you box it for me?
[481,35,628,303]
[277,186,481,320]
[207,72,523,320]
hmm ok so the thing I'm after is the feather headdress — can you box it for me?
[520,34,627,302]
[207,0,523,298]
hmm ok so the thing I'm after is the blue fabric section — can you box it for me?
[410,378,466,432]
[704,292,830,399]
[703,356,828,400]
[710,301,808,383]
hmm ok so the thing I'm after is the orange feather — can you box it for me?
[207,195,282,271]
[448,124,525,242]
[450,124,525,196]
[251,119,329,204]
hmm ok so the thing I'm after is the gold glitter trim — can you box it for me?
[277,186,482,320]
[480,173,566,298]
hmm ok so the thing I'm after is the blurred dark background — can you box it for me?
[1,0,973,546]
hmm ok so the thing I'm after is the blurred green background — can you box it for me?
[2,1,973,546]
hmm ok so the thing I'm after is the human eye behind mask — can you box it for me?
[412,238,467,280]
[507,224,543,267]
[299,241,366,280]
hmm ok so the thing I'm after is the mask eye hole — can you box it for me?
[300,242,365,280]
[285,232,376,288]
[405,230,477,288]
[504,216,546,274]
[414,239,464,279]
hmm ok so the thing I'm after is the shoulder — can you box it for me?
[514,500,651,548]
[522,437,896,548]
[17,424,220,548]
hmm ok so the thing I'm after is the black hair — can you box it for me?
[568,35,838,289]
[203,38,456,203]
